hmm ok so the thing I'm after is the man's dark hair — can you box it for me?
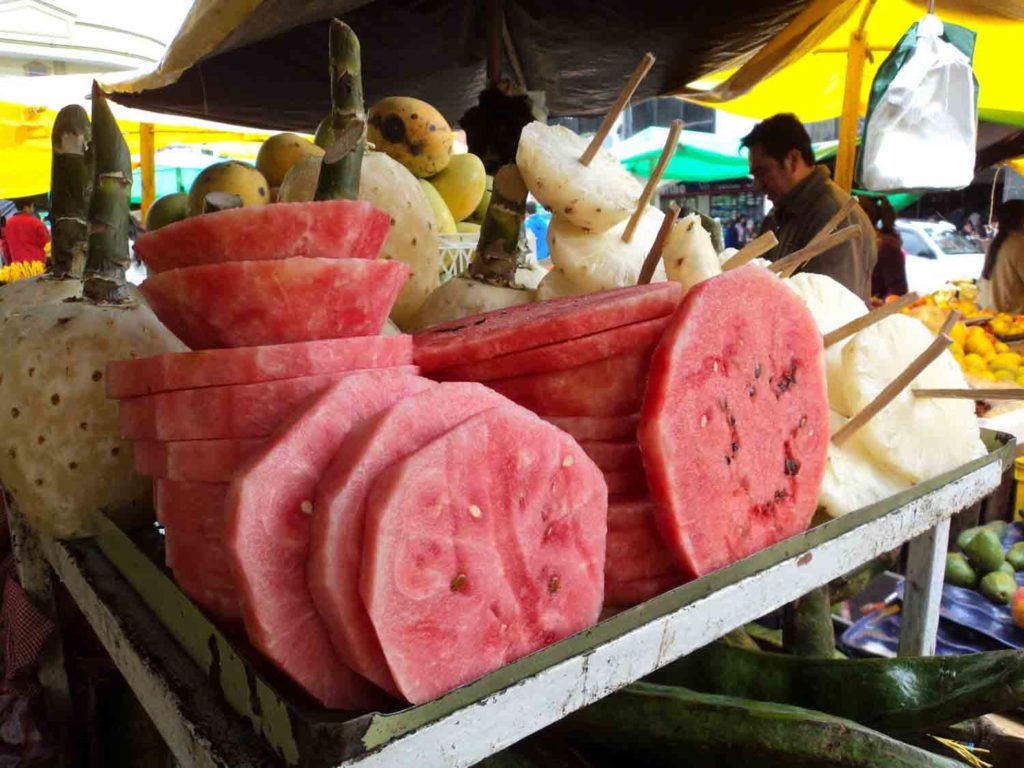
[15,198,33,211]
[741,113,815,167]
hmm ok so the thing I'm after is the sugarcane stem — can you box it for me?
[783,586,836,658]
[315,20,365,202]
[49,105,92,279]
[467,164,527,287]
[84,82,132,304]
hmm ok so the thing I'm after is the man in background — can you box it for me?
[3,199,49,264]
[742,114,876,299]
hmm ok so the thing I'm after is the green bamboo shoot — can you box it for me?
[49,105,92,279]
[467,164,528,286]
[314,20,365,202]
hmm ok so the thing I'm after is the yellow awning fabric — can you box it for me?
[0,74,276,200]
[678,0,1024,126]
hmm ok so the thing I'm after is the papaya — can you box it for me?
[558,683,964,767]
[456,222,481,234]
[429,153,486,221]
[367,96,453,178]
[187,161,269,216]
[649,640,1024,736]
[144,193,189,232]
[418,179,458,234]
[256,132,324,188]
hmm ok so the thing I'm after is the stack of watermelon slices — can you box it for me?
[414,283,686,606]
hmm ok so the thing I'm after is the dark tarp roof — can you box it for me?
[111,0,810,131]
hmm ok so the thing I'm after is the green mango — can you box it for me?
[999,561,1016,576]
[944,553,978,588]
[1007,542,1024,571]
[980,571,1017,604]
[964,529,1006,575]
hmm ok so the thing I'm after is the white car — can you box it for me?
[895,219,985,295]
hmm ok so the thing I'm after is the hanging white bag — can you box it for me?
[860,14,978,192]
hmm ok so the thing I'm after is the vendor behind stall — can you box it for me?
[743,114,876,300]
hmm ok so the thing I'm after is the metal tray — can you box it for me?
[92,430,1014,768]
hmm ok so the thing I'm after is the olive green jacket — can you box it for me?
[760,166,878,299]
[990,232,1024,314]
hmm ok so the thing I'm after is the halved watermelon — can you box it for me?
[639,265,829,579]
[107,336,412,399]
[431,316,668,382]
[360,406,607,704]
[309,382,509,694]
[577,441,642,474]
[135,200,390,273]
[140,258,409,349]
[604,573,683,609]
[542,414,639,442]
[135,439,265,482]
[413,282,682,372]
[224,371,433,709]
[119,368,416,440]
[486,349,652,417]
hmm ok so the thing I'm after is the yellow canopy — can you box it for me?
[679,0,1024,126]
[0,74,276,200]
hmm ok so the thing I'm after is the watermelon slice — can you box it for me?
[413,282,682,372]
[134,438,265,483]
[542,414,639,442]
[224,371,433,709]
[639,265,829,579]
[140,258,409,349]
[107,336,412,399]
[605,523,679,583]
[155,479,240,621]
[607,496,657,532]
[309,382,509,693]
[432,316,668,383]
[134,200,391,273]
[604,573,683,609]
[119,368,416,441]
[360,406,607,704]
[603,470,647,496]
[577,441,643,474]
[485,349,652,417]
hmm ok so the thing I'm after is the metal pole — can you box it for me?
[139,122,156,221]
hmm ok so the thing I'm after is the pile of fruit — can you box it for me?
[945,521,1024,627]
[0,260,44,284]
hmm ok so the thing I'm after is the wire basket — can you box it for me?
[438,233,480,283]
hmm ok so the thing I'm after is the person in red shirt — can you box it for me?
[3,200,50,264]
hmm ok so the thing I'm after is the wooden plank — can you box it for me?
[39,537,277,768]
[898,518,951,657]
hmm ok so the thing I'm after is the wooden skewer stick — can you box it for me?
[937,309,962,338]
[637,204,679,285]
[810,198,859,247]
[832,333,952,447]
[622,119,682,244]
[580,52,656,166]
[823,292,920,348]
[770,226,861,278]
[722,231,778,271]
[914,388,1024,400]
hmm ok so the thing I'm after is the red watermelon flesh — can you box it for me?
[360,406,607,704]
[577,441,643,474]
[604,573,684,609]
[155,480,240,621]
[224,371,433,709]
[107,336,412,399]
[135,200,390,273]
[603,470,647,496]
[607,496,658,532]
[309,382,510,694]
[605,523,680,583]
[432,316,669,383]
[140,258,409,349]
[119,368,417,441]
[414,282,682,372]
[542,414,639,442]
[135,439,266,483]
[638,265,829,580]
[485,349,653,417]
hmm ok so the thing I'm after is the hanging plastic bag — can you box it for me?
[860,14,978,192]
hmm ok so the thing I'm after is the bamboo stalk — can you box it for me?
[914,389,1024,400]
[637,204,679,286]
[770,226,861,278]
[467,164,528,286]
[722,231,778,271]
[832,333,952,447]
[580,52,655,166]
[622,119,682,244]
[315,20,365,202]
[49,104,91,279]
[823,292,919,348]
[83,82,132,304]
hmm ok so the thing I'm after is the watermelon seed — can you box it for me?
[713,360,719,373]
[754,362,762,378]
[784,458,800,476]
[799,415,807,429]
[775,490,787,500]
[300,500,313,515]
[700,414,708,428]
[724,455,732,466]
[562,455,575,468]
[469,504,482,519]
[548,576,561,594]
[731,442,739,455]
[748,385,756,397]
[450,574,468,592]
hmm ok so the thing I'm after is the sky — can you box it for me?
[70,0,194,51]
